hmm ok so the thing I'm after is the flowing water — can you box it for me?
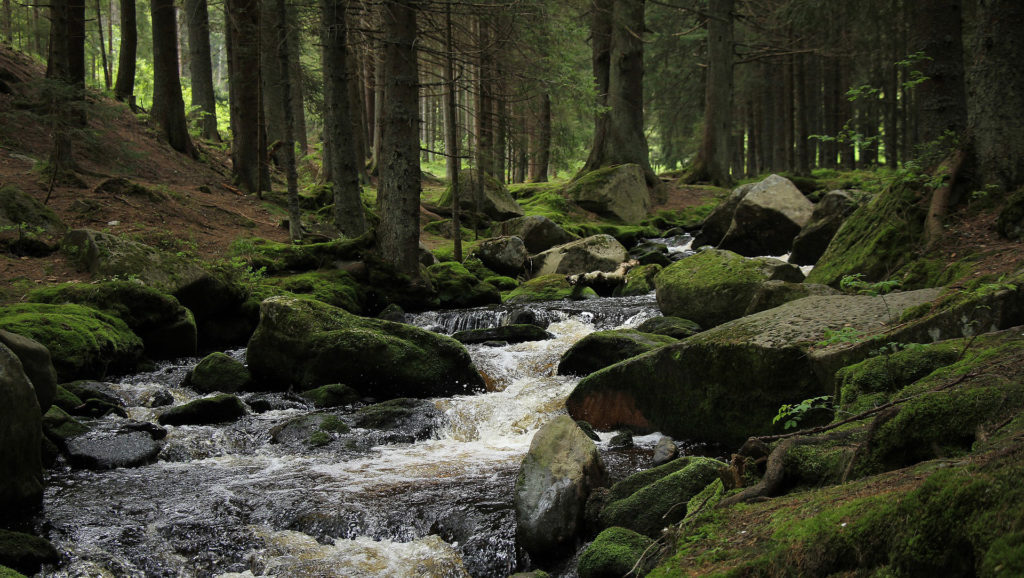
[38,295,664,578]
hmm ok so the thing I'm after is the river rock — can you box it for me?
[64,428,162,470]
[566,289,944,447]
[452,325,555,345]
[299,383,360,408]
[470,236,528,276]
[158,393,248,426]
[0,329,57,412]
[0,529,60,576]
[494,215,578,253]
[437,169,524,221]
[653,249,804,329]
[636,316,702,339]
[557,330,677,377]
[717,174,814,256]
[578,526,654,578]
[652,436,679,466]
[353,398,443,443]
[691,182,754,248]
[789,189,864,265]
[628,241,672,267]
[503,274,599,303]
[744,280,842,316]
[612,263,662,297]
[566,164,651,224]
[515,415,606,563]
[247,296,485,396]
[183,352,251,394]
[426,262,501,309]
[0,342,43,516]
[530,235,628,278]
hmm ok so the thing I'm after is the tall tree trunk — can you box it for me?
[370,32,384,175]
[771,58,787,171]
[46,0,76,172]
[910,0,966,156]
[822,53,840,169]
[475,15,494,179]
[227,0,261,192]
[67,0,84,89]
[95,0,111,89]
[2,0,11,45]
[745,100,757,177]
[794,53,810,175]
[273,0,300,241]
[113,0,136,103]
[529,93,551,182]
[287,5,306,155]
[322,0,366,237]
[348,53,369,183]
[579,0,611,175]
[442,1,461,262]
[260,0,286,167]
[186,0,220,141]
[151,0,196,156]
[690,0,733,185]
[377,0,421,279]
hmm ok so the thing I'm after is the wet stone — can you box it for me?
[65,429,162,470]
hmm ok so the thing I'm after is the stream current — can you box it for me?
[38,294,667,577]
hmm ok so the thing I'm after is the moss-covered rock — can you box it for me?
[557,330,676,377]
[0,185,65,256]
[599,457,725,536]
[259,269,364,314]
[0,303,143,381]
[352,398,441,441]
[566,164,651,224]
[270,412,352,446]
[578,526,654,578]
[299,383,360,408]
[157,394,247,426]
[0,329,58,412]
[52,385,84,413]
[27,280,197,359]
[493,215,578,253]
[607,456,696,502]
[654,249,804,328]
[743,280,841,316]
[635,316,701,339]
[613,263,662,297]
[530,234,628,278]
[504,274,598,303]
[437,169,524,221]
[238,234,371,275]
[62,229,208,292]
[41,405,89,444]
[183,352,251,393]
[484,275,519,291]
[836,343,961,415]
[0,343,43,516]
[247,296,484,396]
[0,530,59,576]
[789,189,865,266]
[451,324,554,345]
[426,261,501,308]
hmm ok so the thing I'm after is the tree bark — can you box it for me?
[322,0,366,237]
[95,0,111,89]
[910,0,966,151]
[226,0,261,192]
[475,15,495,179]
[273,0,300,242]
[690,0,733,185]
[579,0,611,175]
[529,93,551,182]
[260,0,286,167]
[377,0,421,279]
[151,0,196,156]
[113,0,136,103]
[185,0,220,141]
[443,1,461,262]
[794,53,810,175]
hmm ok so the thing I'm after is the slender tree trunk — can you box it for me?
[114,0,136,104]
[442,1,461,262]
[95,0,111,89]
[370,36,384,175]
[260,0,285,167]
[348,53,369,183]
[151,0,196,156]
[186,0,220,141]
[529,93,551,182]
[67,0,84,89]
[287,5,306,155]
[227,0,261,192]
[273,0,300,242]
[690,0,733,185]
[2,0,11,45]
[377,0,421,279]
[46,0,76,172]
[794,53,810,175]
[322,0,366,237]
[579,0,611,175]
[745,100,757,177]
[475,15,494,179]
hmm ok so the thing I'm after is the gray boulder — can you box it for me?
[0,329,57,412]
[718,174,814,256]
[654,249,804,328]
[744,280,842,316]
[471,236,528,276]
[652,436,679,466]
[494,215,578,253]
[437,169,524,221]
[65,428,162,470]
[789,189,865,265]
[692,182,755,248]
[0,343,43,514]
[514,415,606,563]
[530,235,628,278]
[566,164,651,224]
[247,296,485,396]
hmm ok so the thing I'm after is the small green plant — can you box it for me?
[773,395,833,430]
[817,326,865,347]
[840,273,901,296]
[972,275,1017,297]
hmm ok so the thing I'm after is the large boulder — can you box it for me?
[0,343,43,516]
[247,296,485,396]
[557,330,677,377]
[612,263,662,297]
[789,190,865,266]
[514,415,606,563]
[64,428,163,470]
[504,274,598,303]
[183,352,251,393]
[437,169,524,221]
[494,215,577,253]
[653,249,804,328]
[470,236,527,276]
[566,164,651,224]
[0,303,144,381]
[0,330,57,412]
[691,182,754,249]
[635,316,702,339]
[530,235,628,278]
[566,289,944,447]
[27,281,197,359]
[718,174,814,256]
[426,262,501,308]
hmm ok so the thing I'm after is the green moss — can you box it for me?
[635,316,701,339]
[570,223,659,247]
[894,256,977,290]
[558,329,676,376]
[980,531,1024,576]
[0,530,59,576]
[52,385,84,413]
[517,189,574,224]
[835,344,961,415]
[461,256,498,280]
[780,440,857,489]
[260,269,364,313]
[354,398,425,429]
[608,456,697,501]
[186,352,251,393]
[0,564,27,578]
[299,383,360,409]
[41,405,89,443]
[0,302,143,380]
[319,414,351,433]
[578,526,655,578]
[306,431,332,447]
[483,275,519,290]
[426,261,501,308]
[504,274,597,303]
[614,263,661,297]
[236,234,370,274]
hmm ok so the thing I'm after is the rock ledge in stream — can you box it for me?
[452,324,554,345]
[158,394,247,426]
[247,296,485,396]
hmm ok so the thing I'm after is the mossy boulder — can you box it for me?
[653,249,804,328]
[247,296,485,396]
[437,169,524,221]
[157,393,248,426]
[836,343,961,415]
[531,235,628,278]
[183,352,251,393]
[0,303,143,381]
[238,234,371,275]
[299,383,360,408]
[504,274,598,303]
[578,526,654,578]
[566,164,651,224]
[426,261,501,308]
[451,324,554,345]
[515,415,607,563]
[567,289,944,447]
[470,236,528,276]
[259,269,364,314]
[494,215,578,253]
[0,530,59,576]
[353,398,441,435]
[0,185,65,255]
[41,405,89,444]
[270,412,351,445]
[27,280,197,359]
[52,385,84,413]
[0,343,43,516]
[635,316,701,339]
[484,275,519,291]
[744,280,841,316]
[613,263,662,297]
[557,330,677,377]
[0,329,58,412]
[62,229,208,293]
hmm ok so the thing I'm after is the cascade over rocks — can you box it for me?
[0,342,43,515]
[469,236,527,276]
[717,174,814,256]
[247,296,485,396]
[530,235,628,278]
[514,415,607,563]
[0,329,58,412]
[653,249,804,328]
[494,215,578,253]
[566,164,652,224]
[789,189,865,265]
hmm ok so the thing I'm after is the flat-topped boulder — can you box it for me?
[530,235,628,278]
[566,164,651,224]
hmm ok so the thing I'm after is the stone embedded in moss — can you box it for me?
[577,526,654,578]
[557,329,676,376]
[157,394,247,426]
[0,302,143,381]
[299,383,360,408]
[183,352,251,394]
[426,261,501,308]
[504,274,598,303]
[258,269,365,314]
[0,530,59,576]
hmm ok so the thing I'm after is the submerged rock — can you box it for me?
[353,398,443,442]
[299,383,360,408]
